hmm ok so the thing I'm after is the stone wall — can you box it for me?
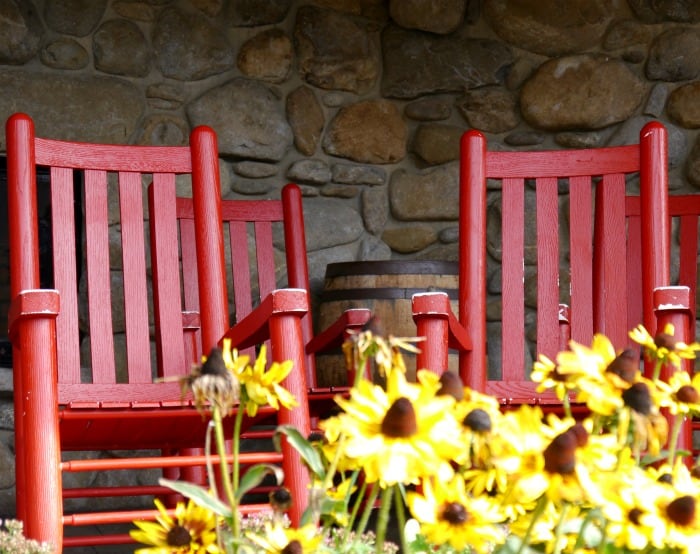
[2,0,700,517]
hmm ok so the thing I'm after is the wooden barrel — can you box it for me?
[315,260,459,385]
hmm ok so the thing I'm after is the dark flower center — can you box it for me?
[282,540,303,554]
[606,349,639,383]
[200,347,228,376]
[381,397,418,438]
[628,507,643,526]
[463,409,492,432]
[622,382,652,415]
[269,486,293,511]
[543,427,581,475]
[440,502,468,525]
[676,385,700,404]
[166,525,191,547]
[438,371,464,400]
[657,473,673,485]
[667,495,696,527]
[654,332,676,350]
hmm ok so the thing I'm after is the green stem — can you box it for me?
[652,359,662,381]
[345,475,367,539]
[374,486,394,554]
[231,401,246,543]
[562,394,572,420]
[515,495,548,554]
[356,482,381,536]
[552,502,571,554]
[667,412,684,466]
[393,484,408,554]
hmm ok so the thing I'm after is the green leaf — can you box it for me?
[236,463,284,502]
[274,424,326,478]
[158,478,231,517]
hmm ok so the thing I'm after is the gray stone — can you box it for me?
[603,18,655,50]
[521,55,644,131]
[381,25,513,99]
[438,226,459,243]
[382,225,437,253]
[230,178,273,195]
[93,19,150,77]
[505,55,542,90]
[146,82,185,109]
[113,0,158,21]
[389,0,467,34]
[232,161,278,179]
[645,83,669,118]
[554,132,606,149]
[225,0,291,26]
[628,0,700,23]
[484,0,620,56]
[456,86,518,133]
[667,82,700,128]
[286,86,324,156]
[685,134,700,187]
[0,439,13,488]
[306,242,359,294]
[412,123,462,166]
[153,7,233,81]
[40,37,89,70]
[320,184,359,198]
[404,97,452,121]
[237,29,292,84]
[359,235,392,260]
[312,0,389,21]
[286,159,331,185]
[390,164,459,221]
[646,27,700,81]
[44,0,107,36]
[332,164,386,186]
[361,186,388,235]
[0,71,144,149]
[322,92,346,108]
[0,0,42,64]
[415,242,458,262]
[294,5,380,94]
[300,197,364,251]
[136,114,189,146]
[191,0,223,17]
[0,368,11,395]
[504,131,546,147]
[323,100,407,164]
[187,78,293,161]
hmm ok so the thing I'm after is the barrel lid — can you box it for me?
[324,260,458,278]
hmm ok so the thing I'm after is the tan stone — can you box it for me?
[237,29,292,83]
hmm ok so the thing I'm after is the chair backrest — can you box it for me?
[626,193,700,339]
[460,122,669,398]
[160,183,320,386]
[7,112,221,406]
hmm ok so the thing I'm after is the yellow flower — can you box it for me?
[630,323,700,370]
[407,475,505,553]
[130,498,220,554]
[245,522,322,554]
[234,344,298,417]
[657,370,700,416]
[321,367,462,487]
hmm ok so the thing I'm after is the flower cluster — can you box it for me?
[132,323,700,554]
[0,520,52,554]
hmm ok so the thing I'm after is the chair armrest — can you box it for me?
[306,308,371,355]
[220,289,309,351]
[8,289,60,341]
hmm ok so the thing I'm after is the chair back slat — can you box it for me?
[534,176,560,361]
[119,171,152,383]
[149,177,188,380]
[83,169,117,383]
[254,221,278,300]
[568,176,594,344]
[49,166,82,384]
[499,177,526,381]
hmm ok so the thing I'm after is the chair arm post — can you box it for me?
[265,289,312,527]
[412,292,451,375]
[653,286,694,459]
[10,290,63,550]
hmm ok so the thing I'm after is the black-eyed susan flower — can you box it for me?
[183,346,240,415]
[657,369,700,416]
[131,498,220,554]
[630,323,700,374]
[320,366,462,487]
[407,475,505,553]
[245,522,322,553]
[233,344,298,417]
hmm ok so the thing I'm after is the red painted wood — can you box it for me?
[415,121,671,410]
